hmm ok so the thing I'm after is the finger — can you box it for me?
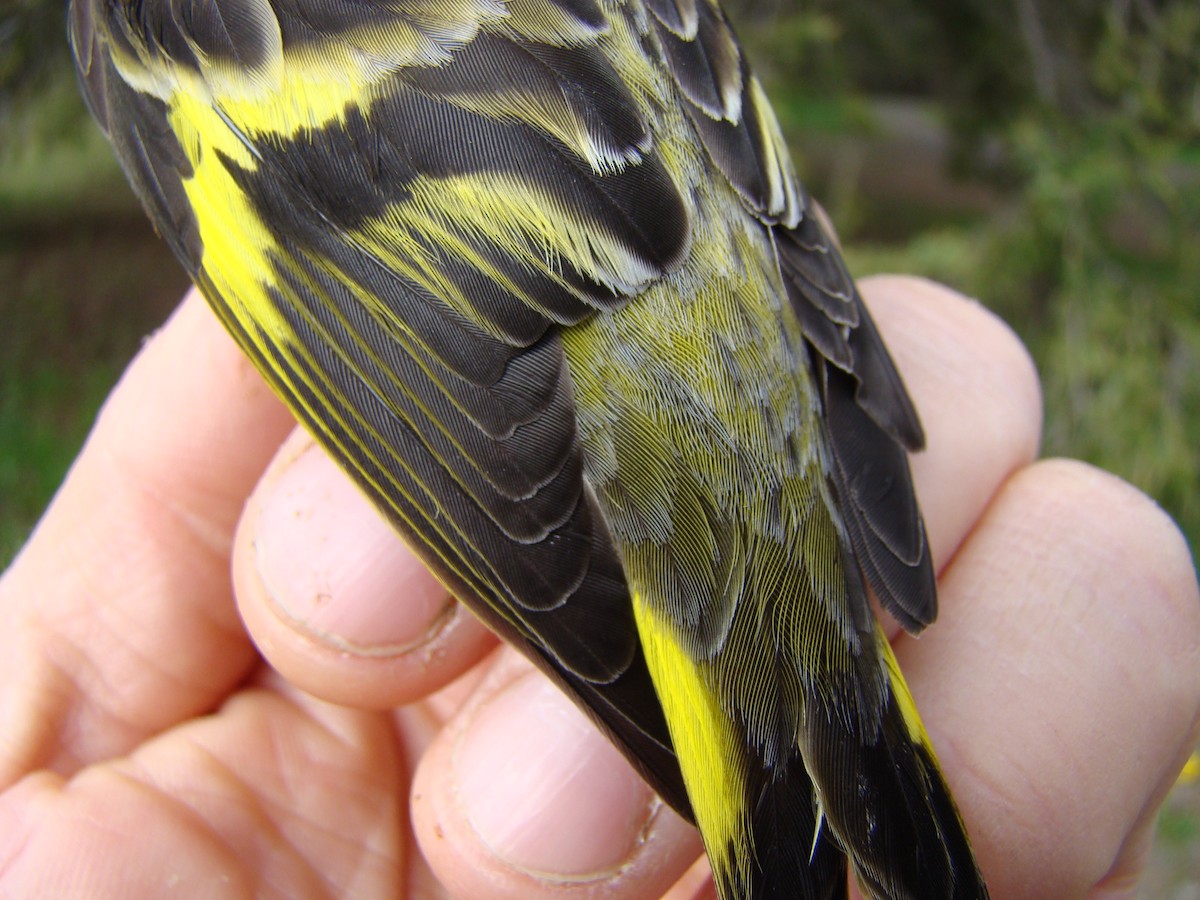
[0,290,294,786]
[895,460,1200,897]
[412,650,704,899]
[234,429,497,709]
[859,275,1043,573]
[0,673,408,896]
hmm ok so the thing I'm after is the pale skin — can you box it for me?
[0,275,1197,898]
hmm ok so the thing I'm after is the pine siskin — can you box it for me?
[69,1,989,895]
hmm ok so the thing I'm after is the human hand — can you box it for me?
[1,276,1196,898]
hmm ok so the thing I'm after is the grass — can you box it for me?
[0,222,186,564]
[0,353,113,560]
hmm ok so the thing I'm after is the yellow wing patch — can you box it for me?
[632,590,752,889]
[879,627,936,753]
[111,5,508,137]
[168,92,286,343]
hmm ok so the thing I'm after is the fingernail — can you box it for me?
[254,443,453,654]
[455,674,655,880]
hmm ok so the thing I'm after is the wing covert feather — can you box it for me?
[648,0,800,223]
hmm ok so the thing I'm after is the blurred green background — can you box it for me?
[1,0,1197,892]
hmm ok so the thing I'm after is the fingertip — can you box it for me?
[1040,459,1200,649]
[1025,459,1200,783]
[901,458,1200,897]
[234,430,496,709]
[412,652,702,899]
[253,435,455,653]
[455,673,656,878]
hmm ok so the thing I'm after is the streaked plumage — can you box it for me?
[69,0,989,895]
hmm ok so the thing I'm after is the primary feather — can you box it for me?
[70,0,989,896]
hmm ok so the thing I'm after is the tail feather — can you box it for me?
[706,755,849,900]
[802,637,989,900]
[738,763,848,900]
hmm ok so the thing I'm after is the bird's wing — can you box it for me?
[69,0,702,813]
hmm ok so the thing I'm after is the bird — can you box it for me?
[68,0,989,896]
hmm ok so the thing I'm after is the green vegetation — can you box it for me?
[0,222,186,560]
[0,7,186,561]
[0,72,134,223]
[1,0,1197,885]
